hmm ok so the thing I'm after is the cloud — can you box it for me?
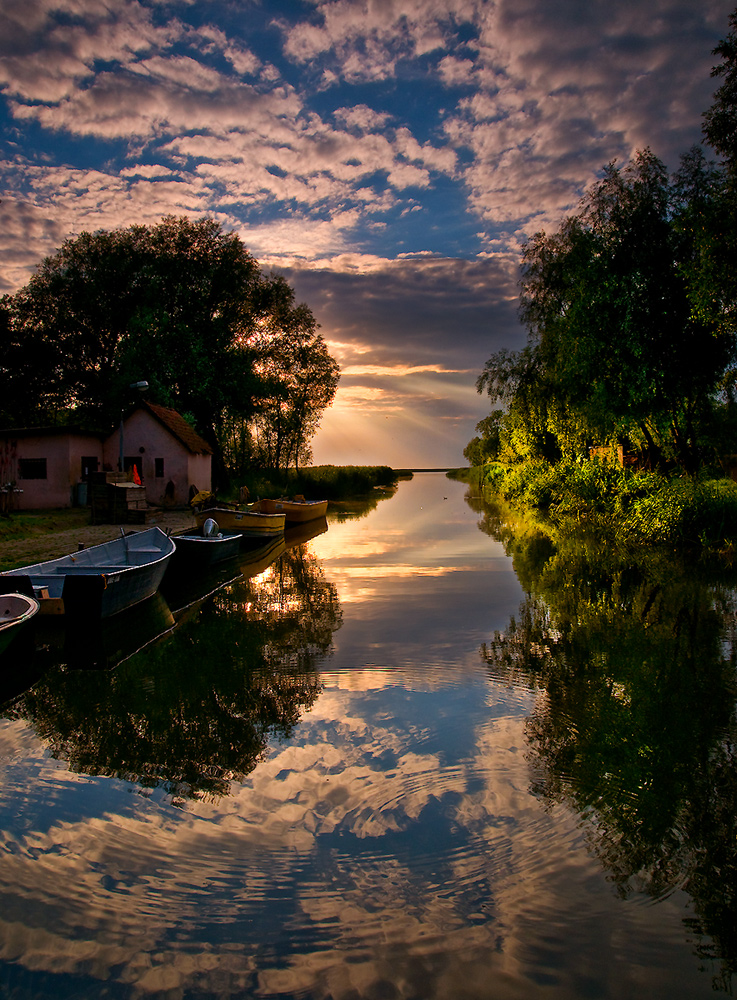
[442,0,732,226]
[280,255,521,362]
[0,0,182,102]
[279,0,480,69]
[0,0,732,463]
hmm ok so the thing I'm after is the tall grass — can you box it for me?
[232,465,400,502]
[479,459,737,548]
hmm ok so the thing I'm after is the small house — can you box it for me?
[0,426,104,510]
[0,402,212,511]
[104,402,212,508]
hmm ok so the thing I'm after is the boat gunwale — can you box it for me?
[0,593,41,632]
[0,527,175,579]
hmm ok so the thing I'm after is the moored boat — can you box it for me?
[0,526,175,619]
[193,505,286,538]
[0,593,41,656]
[170,519,243,570]
[251,497,328,523]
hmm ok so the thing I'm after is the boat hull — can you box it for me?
[0,593,40,656]
[0,527,175,619]
[170,529,243,570]
[251,498,328,523]
[193,507,286,537]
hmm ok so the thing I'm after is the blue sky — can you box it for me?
[0,0,732,466]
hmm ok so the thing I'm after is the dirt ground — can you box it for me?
[0,508,196,571]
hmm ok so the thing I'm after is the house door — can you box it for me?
[81,456,99,481]
[124,456,143,481]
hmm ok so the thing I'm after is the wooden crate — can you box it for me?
[90,482,148,524]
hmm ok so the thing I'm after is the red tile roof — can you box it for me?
[140,402,213,455]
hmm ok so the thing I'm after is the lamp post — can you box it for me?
[119,381,149,474]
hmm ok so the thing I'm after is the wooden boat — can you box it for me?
[251,497,328,523]
[170,519,243,570]
[0,593,40,656]
[193,505,285,538]
[0,526,175,619]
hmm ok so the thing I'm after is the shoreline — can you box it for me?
[0,508,196,572]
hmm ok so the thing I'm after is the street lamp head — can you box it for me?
[130,381,149,392]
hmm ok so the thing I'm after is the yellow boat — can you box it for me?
[250,497,328,524]
[193,506,285,538]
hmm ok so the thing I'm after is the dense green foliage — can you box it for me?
[0,217,339,483]
[477,148,736,475]
[480,458,737,548]
[470,8,737,544]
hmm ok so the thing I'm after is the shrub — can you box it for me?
[481,456,737,549]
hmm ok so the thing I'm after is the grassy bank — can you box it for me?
[468,459,737,551]
[0,466,405,570]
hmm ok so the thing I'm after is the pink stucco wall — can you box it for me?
[1,408,211,511]
[9,432,103,509]
[102,411,211,506]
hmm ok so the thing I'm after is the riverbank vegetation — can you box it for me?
[464,460,737,550]
[0,217,339,486]
[231,464,401,503]
[465,8,737,551]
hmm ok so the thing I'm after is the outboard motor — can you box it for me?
[202,518,220,538]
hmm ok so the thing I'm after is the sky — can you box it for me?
[0,0,733,468]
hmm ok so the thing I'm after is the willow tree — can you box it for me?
[478,150,735,473]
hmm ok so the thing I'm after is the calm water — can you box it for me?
[1,471,736,999]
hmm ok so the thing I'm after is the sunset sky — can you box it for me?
[0,0,732,467]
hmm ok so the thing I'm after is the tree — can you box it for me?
[3,217,339,481]
[247,277,340,470]
[694,9,737,351]
[703,7,737,176]
[463,410,505,466]
[477,151,735,474]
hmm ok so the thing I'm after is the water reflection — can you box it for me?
[2,476,732,999]
[4,528,341,803]
[477,500,737,992]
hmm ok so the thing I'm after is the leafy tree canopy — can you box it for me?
[476,149,736,474]
[1,217,339,479]
[703,7,737,177]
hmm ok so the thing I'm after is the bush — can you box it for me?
[481,456,737,549]
[623,477,737,545]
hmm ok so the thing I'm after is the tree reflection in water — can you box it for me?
[475,498,737,993]
[3,539,342,805]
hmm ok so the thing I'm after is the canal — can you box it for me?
[1,471,736,999]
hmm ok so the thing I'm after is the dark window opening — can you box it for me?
[81,456,99,481]
[155,458,164,478]
[18,458,47,480]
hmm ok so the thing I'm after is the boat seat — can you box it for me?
[62,565,126,574]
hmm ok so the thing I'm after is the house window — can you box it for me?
[155,458,164,478]
[81,456,99,481]
[18,458,47,480]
